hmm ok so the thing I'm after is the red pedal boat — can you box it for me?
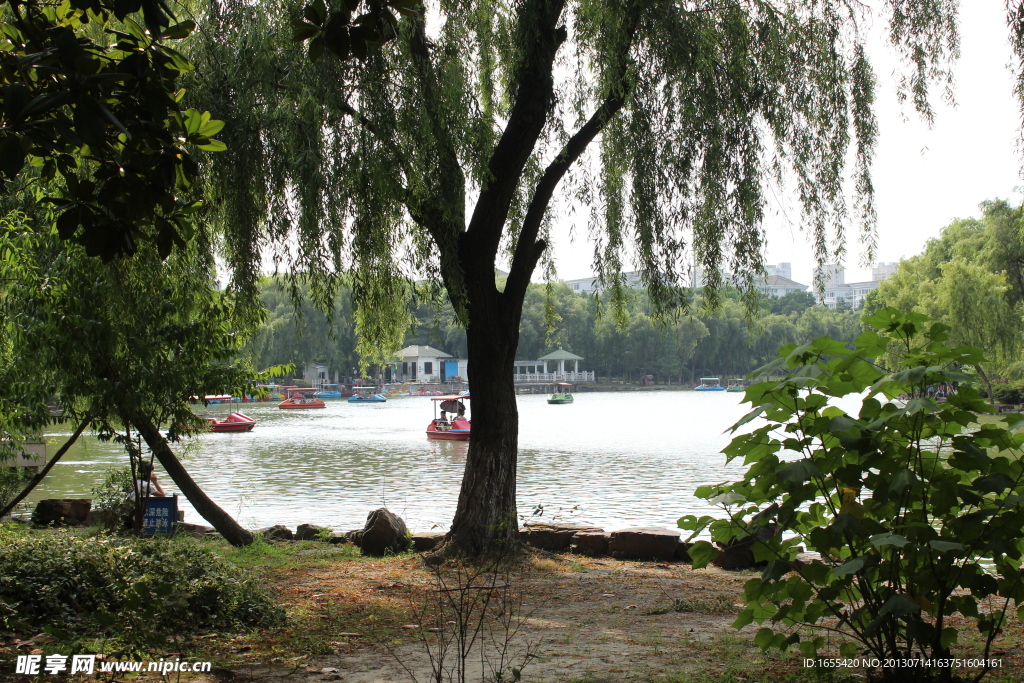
[208,412,256,432]
[427,395,470,440]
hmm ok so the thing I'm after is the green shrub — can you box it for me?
[681,309,1024,683]
[89,466,134,529]
[989,384,1021,404]
[0,526,284,648]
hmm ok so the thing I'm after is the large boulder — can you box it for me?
[326,531,350,545]
[177,522,215,538]
[675,541,693,562]
[256,525,294,541]
[608,527,680,560]
[295,523,327,541]
[411,531,446,552]
[522,522,604,551]
[33,499,91,527]
[360,508,410,556]
[572,531,610,556]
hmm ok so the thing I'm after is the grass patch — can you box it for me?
[645,594,737,615]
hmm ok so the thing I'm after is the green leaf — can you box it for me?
[940,627,958,648]
[304,0,327,24]
[890,468,916,494]
[708,491,745,505]
[292,19,321,42]
[196,139,227,152]
[163,20,196,39]
[198,119,226,137]
[308,35,325,61]
[928,540,964,552]
[832,555,867,577]
[777,459,820,484]
[870,533,910,548]
[0,136,25,180]
[687,541,718,569]
[754,627,775,649]
[878,594,920,617]
[973,472,1015,494]
[732,608,754,630]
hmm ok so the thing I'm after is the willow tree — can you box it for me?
[192,0,961,555]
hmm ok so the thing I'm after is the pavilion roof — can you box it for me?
[398,345,452,359]
[537,347,583,361]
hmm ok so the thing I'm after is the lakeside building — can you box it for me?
[393,345,464,382]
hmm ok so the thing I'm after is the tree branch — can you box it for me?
[504,91,629,302]
[0,413,92,519]
[338,99,411,186]
[463,0,567,272]
[504,3,641,302]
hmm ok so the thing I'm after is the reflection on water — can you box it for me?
[30,392,758,532]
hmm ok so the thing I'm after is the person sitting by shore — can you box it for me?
[132,461,166,499]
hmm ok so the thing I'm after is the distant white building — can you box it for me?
[814,263,888,309]
[565,262,798,293]
[394,345,458,382]
[563,271,643,293]
[303,363,334,389]
[815,263,846,288]
[872,262,898,281]
[758,275,809,298]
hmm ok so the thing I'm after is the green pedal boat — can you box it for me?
[547,382,574,404]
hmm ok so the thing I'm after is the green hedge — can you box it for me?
[0,527,283,646]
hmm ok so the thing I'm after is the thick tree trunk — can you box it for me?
[131,413,254,546]
[0,415,91,519]
[442,290,523,556]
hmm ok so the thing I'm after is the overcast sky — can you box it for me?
[549,4,1024,286]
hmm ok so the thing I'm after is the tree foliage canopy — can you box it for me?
[867,199,1024,382]
[0,0,227,259]
[191,0,960,332]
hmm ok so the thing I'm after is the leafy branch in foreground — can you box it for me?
[0,0,226,259]
[680,308,1024,683]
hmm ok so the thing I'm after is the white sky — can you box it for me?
[548,4,1024,286]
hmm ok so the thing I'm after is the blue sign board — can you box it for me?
[142,495,178,536]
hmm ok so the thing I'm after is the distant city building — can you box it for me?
[563,271,643,293]
[566,263,800,293]
[814,263,891,309]
[815,263,846,288]
[872,262,898,281]
[765,262,792,280]
[758,275,809,298]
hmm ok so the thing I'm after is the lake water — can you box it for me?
[26,391,761,534]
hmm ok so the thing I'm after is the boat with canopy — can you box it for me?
[427,395,470,440]
[547,382,574,404]
[278,387,327,409]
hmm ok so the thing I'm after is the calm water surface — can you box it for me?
[29,392,760,532]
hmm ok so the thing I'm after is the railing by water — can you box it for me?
[513,371,595,383]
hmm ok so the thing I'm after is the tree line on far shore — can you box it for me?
[249,277,862,384]
[252,198,1024,390]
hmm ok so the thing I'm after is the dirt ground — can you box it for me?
[211,553,757,683]
[199,551,1024,683]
